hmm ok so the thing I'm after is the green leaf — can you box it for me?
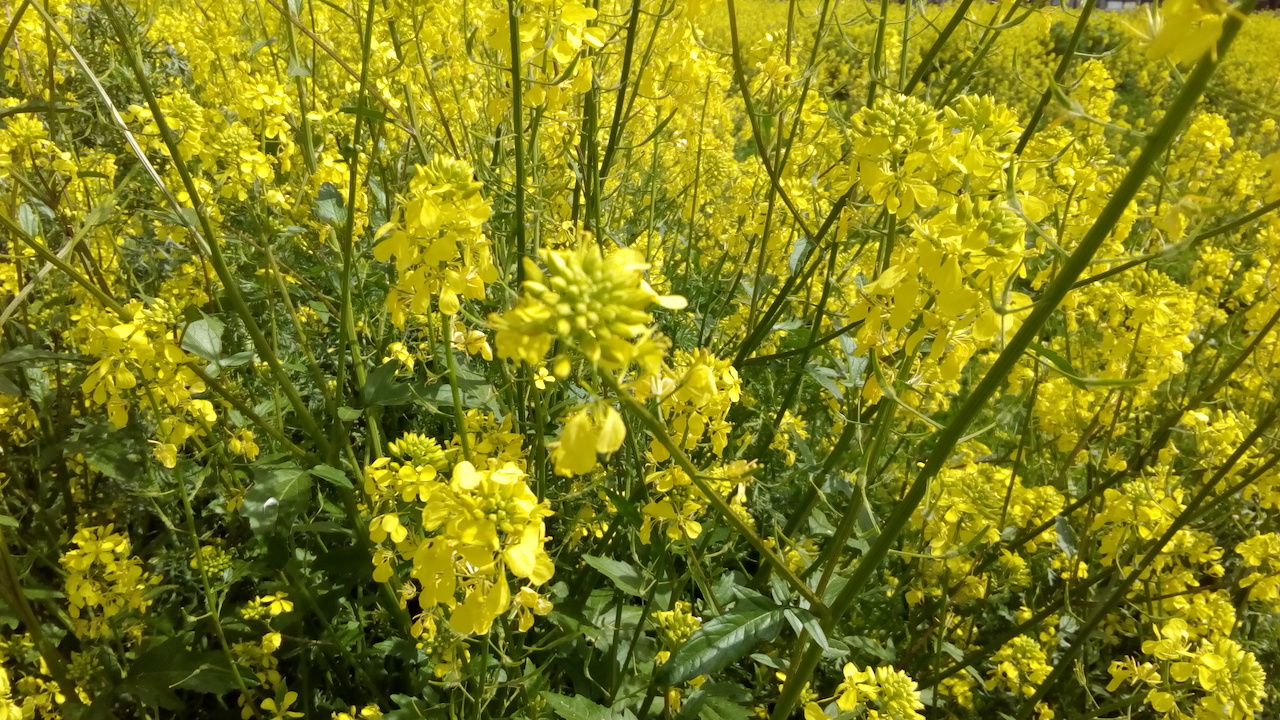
[173,662,254,695]
[17,203,40,238]
[286,57,311,77]
[337,406,363,421]
[582,554,644,596]
[698,696,752,720]
[315,182,347,225]
[340,105,391,124]
[309,464,354,489]
[242,465,312,537]
[1055,516,1077,557]
[675,682,752,720]
[540,692,616,720]
[219,351,255,368]
[121,636,253,707]
[783,607,832,654]
[181,315,225,363]
[0,346,83,366]
[1027,341,1143,390]
[656,606,787,686]
[362,360,412,407]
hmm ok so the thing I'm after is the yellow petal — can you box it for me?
[595,407,626,454]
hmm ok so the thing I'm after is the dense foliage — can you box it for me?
[1,0,1280,718]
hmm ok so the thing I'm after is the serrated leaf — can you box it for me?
[656,606,787,686]
[582,554,644,596]
[362,360,412,407]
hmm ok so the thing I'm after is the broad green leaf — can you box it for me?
[243,465,312,537]
[675,682,753,720]
[540,691,613,720]
[582,554,644,596]
[181,315,225,363]
[309,464,354,489]
[656,606,787,686]
[315,182,348,225]
[17,203,39,238]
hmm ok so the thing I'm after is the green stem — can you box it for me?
[599,371,826,612]
[444,314,474,462]
[100,1,332,457]
[174,465,256,711]
[508,0,528,281]
[1014,0,1097,155]
[770,5,1253,715]
[903,0,974,94]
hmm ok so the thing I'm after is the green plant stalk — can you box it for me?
[174,465,256,711]
[263,246,336,414]
[903,0,975,93]
[752,245,839,462]
[260,0,427,156]
[898,0,913,90]
[2,214,129,318]
[0,527,74,700]
[443,314,474,462]
[101,2,332,457]
[332,0,376,404]
[1014,0,1097,155]
[190,366,315,462]
[0,0,31,55]
[1072,197,1280,290]
[936,1,1021,107]
[279,0,318,174]
[1018,401,1278,716]
[923,567,1114,687]
[770,7,1253,715]
[725,0,813,238]
[600,370,826,611]
[4,209,317,467]
[508,0,528,282]
[333,0,381,458]
[986,301,1280,569]
[733,189,853,367]
[813,351,919,596]
[867,0,891,106]
[775,0,834,178]
[598,0,642,179]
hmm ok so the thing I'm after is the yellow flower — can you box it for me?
[490,245,685,370]
[1145,0,1230,65]
[261,691,303,720]
[550,405,625,477]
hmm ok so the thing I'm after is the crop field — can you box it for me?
[1,0,1280,718]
